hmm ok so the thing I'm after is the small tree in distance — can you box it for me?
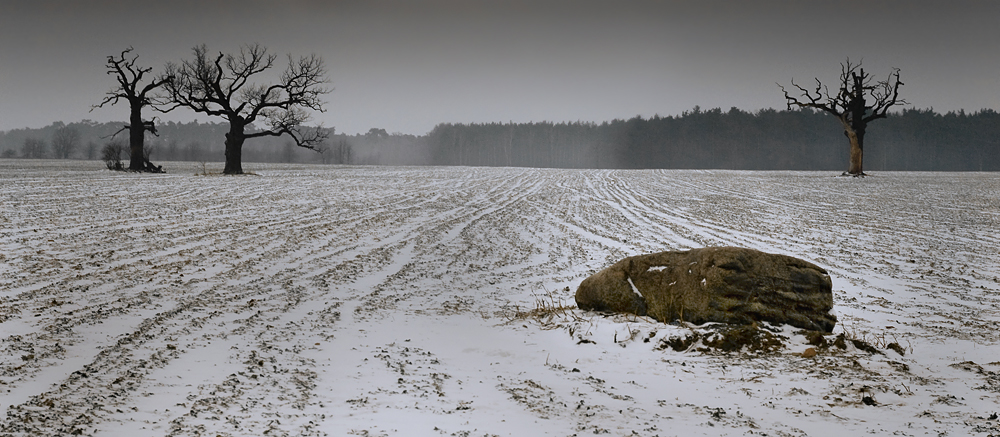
[162,44,330,174]
[22,138,47,159]
[92,47,172,172]
[101,140,126,170]
[51,124,80,159]
[779,59,906,176]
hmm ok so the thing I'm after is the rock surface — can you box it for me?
[575,247,836,332]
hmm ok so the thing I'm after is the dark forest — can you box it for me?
[2,107,997,171]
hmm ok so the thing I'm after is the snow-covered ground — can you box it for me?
[1,159,999,437]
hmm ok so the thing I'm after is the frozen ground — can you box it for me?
[1,159,999,437]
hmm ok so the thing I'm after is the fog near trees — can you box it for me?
[1,107,998,171]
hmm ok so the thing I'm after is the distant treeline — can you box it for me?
[426,107,1000,171]
[2,107,998,171]
[0,120,361,165]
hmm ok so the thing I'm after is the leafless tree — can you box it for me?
[162,44,330,174]
[326,138,353,165]
[779,59,906,176]
[22,138,47,159]
[93,47,172,172]
[51,125,80,159]
[101,140,126,170]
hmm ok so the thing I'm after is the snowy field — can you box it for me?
[1,159,999,437]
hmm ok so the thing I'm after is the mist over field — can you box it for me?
[3,106,999,171]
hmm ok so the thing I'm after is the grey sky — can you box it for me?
[1,0,998,135]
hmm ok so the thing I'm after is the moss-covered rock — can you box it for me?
[575,247,836,332]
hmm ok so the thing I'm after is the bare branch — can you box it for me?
[863,68,907,123]
[161,44,331,173]
[778,58,906,175]
[102,125,129,140]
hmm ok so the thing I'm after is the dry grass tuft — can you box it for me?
[841,320,913,355]
[504,287,582,326]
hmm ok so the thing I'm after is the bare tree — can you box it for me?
[779,59,905,176]
[92,47,172,172]
[162,44,330,174]
[22,138,47,159]
[327,138,353,165]
[101,140,126,170]
[51,125,80,159]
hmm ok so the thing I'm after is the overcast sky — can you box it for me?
[1,0,998,135]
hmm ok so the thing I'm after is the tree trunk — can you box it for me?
[847,129,864,175]
[847,72,867,176]
[128,106,145,171]
[223,121,246,174]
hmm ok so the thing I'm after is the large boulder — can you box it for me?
[575,247,836,332]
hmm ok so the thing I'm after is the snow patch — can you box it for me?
[626,276,644,298]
